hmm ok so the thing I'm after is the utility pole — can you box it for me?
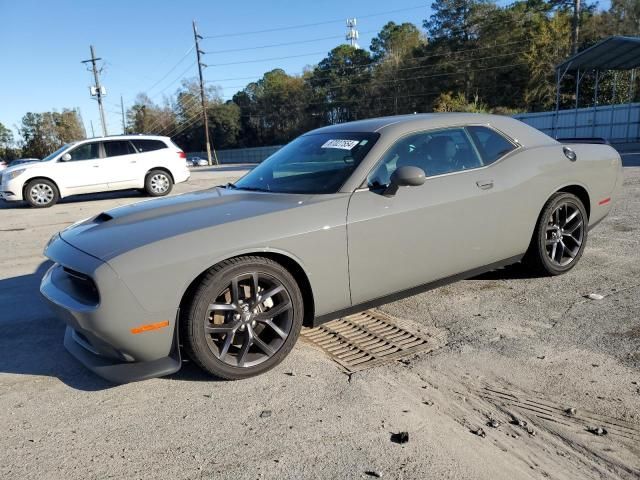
[571,0,581,55]
[193,20,217,165]
[90,120,96,137]
[82,45,108,136]
[120,95,126,134]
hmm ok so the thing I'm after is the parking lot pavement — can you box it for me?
[1,168,639,479]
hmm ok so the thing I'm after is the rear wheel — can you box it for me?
[25,179,59,208]
[524,192,588,276]
[144,169,173,197]
[181,256,304,380]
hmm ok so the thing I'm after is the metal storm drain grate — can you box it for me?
[301,310,445,373]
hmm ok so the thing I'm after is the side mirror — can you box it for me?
[384,166,426,196]
[60,153,72,162]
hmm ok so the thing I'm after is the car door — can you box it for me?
[102,140,141,189]
[55,141,108,193]
[346,126,517,305]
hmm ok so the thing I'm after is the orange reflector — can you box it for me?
[598,197,611,206]
[131,321,170,335]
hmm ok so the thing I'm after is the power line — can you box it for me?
[204,30,378,55]
[145,45,195,94]
[173,61,528,129]
[212,49,529,93]
[202,5,427,39]
[209,50,330,67]
[205,38,529,76]
[147,60,198,101]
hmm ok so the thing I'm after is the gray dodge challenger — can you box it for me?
[40,113,623,383]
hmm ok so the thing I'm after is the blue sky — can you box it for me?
[0,0,611,138]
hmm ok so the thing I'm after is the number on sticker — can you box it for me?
[321,139,360,150]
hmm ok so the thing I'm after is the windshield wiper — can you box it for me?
[225,182,237,189]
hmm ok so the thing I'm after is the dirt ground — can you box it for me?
[1,166,638,480]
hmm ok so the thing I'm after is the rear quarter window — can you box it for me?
[131,139,168,153]
[467,126,516,165]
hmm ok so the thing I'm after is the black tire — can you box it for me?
[144,169,173,197]
[523,192,588,276]
[24,178,59,208]
[180,256,304,380]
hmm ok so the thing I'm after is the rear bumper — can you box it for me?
[174,167,190,184]
[40,235,181,383]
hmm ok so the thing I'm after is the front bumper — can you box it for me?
[62,326,180,383]
[40,235,181,383]
[0,179,23,201]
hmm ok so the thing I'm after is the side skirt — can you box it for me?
[312,254,524,327]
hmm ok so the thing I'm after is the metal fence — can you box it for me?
[188,104,640,164]
[513,103,640,142]
[189,145,282,164]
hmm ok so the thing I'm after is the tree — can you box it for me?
[127,93,177,135]
[0,122,16,159]
[19,109,85,159]
[424,0,493,42]
[370,22,424,62]
[310,45,373,123]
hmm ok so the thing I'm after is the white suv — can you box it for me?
[0,135,190,208]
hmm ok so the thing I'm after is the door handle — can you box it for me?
[130,160,137,163]
[93,165,100,168]
[476,180,493,190]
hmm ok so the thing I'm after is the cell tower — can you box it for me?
[346,18,360,49]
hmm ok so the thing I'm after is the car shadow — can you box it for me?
[469,262,540,280]
[0,189,147,209]
[0,261,115,391]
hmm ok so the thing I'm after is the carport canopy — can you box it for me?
[557,36,640,72]
[552,36,640,140]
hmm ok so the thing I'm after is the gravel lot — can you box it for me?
[1,166,638,480]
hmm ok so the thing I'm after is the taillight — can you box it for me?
[178,151,186,159]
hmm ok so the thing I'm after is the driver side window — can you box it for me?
[367,128,483,187]
[67,142,100,161]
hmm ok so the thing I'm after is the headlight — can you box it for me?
[4,168,26,181]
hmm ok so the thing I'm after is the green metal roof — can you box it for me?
[556,36,640,72]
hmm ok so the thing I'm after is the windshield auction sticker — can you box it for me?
[321,139,360,150]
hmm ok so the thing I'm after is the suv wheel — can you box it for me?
[144,170,173,197]
[25,179,59,208]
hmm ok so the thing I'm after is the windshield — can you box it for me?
[234,132,379,194]
[42,144,73,162]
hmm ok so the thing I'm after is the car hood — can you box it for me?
[60,187,317,261]
[3,161,39,175]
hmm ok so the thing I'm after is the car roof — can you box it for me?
[81,134,170,142]
[307,113,555,148]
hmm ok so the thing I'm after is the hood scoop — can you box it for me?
[94,212,113,223]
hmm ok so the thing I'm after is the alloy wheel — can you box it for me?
[545,202,584,267]
[204,272,294,368]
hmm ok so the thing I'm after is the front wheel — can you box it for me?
[180,256,304,380]
[524,192,588,276]
[144,170,173,197]
[25,179,59,208]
